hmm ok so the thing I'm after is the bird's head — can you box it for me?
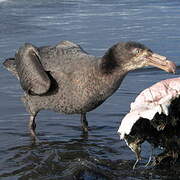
[101,41,176,74]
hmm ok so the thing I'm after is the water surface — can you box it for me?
[0,0,180,179]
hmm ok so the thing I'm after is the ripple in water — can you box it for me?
[0,0,180,179]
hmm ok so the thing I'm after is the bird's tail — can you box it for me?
[3,58,19,78]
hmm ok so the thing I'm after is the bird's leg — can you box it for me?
[29,114,37,138]
[80,113,88,132]
[29,115,36,130]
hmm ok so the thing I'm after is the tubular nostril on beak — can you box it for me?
[152,53,166,60]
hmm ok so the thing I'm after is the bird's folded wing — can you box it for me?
[15,43,51,95]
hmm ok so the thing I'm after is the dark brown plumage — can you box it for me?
[3,40,176,135]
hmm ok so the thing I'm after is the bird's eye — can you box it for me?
[132,48,141,55]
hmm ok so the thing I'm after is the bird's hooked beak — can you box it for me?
[146,53,176,74]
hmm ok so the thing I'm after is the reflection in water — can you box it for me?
[1,131,179,180]
[0,0,180,179]
[0,134,116,179]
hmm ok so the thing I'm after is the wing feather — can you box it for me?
[15,43,51,95]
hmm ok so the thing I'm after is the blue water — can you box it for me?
[0,0,180,179]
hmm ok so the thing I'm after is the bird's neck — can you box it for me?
[98,54,129,76]
[99,54,118,74]
[95,57,128,98]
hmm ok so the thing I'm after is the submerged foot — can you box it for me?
[82,122,89,132]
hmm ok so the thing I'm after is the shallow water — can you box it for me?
[0,0,180,179]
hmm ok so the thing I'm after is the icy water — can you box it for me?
[0,0,180,179]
